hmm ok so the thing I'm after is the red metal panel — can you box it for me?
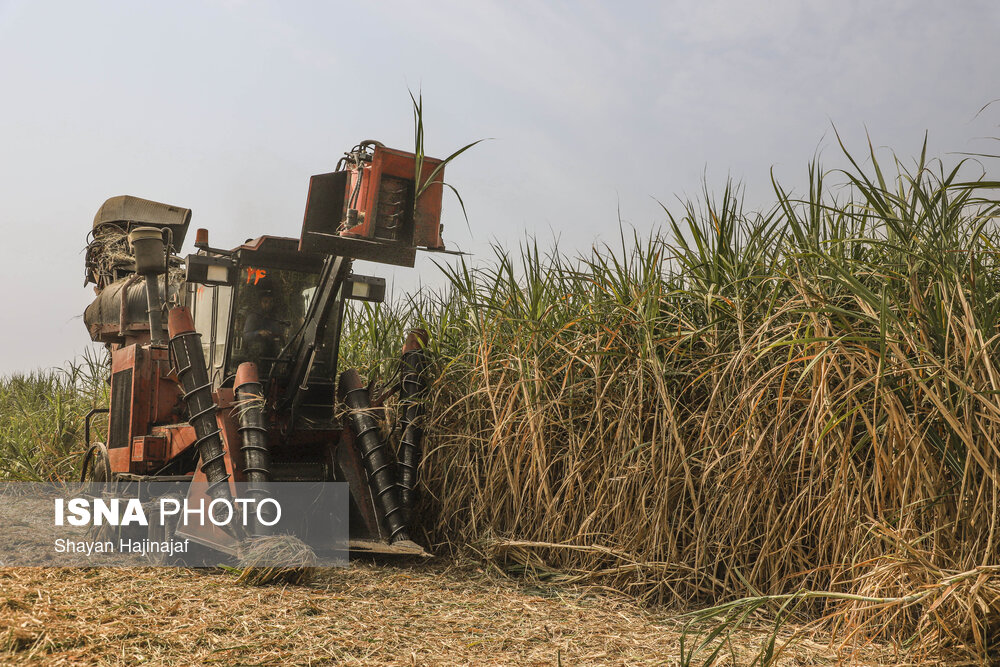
[109,344,183,474]
[146,436,166,462]
[372,146,444,249]
[108,446,130,473]
[341,146,445,248]
[151,424,198,461]
[110,344,135,373]
[150,346,182,424]
[118,346,150,473]
[131,436,167,468]
[130,437,144,462]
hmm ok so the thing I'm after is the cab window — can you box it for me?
[229,265,330,379]
[191,284,215,367]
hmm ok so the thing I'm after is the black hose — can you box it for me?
[168,307,241,533]
[340,368,409,543]
[235,362,274,536]
[397,330,429,525]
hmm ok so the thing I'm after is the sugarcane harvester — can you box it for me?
[80,141,445,557]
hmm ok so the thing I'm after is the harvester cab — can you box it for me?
[81,140,448,559]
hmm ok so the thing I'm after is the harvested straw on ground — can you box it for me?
[235,535,317,586]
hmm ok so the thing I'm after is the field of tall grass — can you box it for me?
[346,137,1000,661]
[0,351,106,482]
[4,136,999,660]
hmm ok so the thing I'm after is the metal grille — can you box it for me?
[373,175,413,241]
[109,369,132,449]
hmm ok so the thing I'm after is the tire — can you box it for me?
[80,442,112,483]
[79,443,116,543]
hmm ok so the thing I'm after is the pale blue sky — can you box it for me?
[0,0,997,371]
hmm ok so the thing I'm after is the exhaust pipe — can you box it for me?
[340,368,409,543]
[235,362,274,536]
[129,227,168,345]
[397,329,429,524]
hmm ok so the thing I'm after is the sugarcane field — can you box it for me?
[2,3,1000,666]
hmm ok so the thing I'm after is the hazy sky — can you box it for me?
[0,0,997,372]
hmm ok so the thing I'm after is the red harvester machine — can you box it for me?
[80,141,451,558]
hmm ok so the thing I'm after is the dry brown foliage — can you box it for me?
[353,145,1000,662]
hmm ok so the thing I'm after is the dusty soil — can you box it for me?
[0,560,910,666]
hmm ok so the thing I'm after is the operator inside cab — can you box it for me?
[242,276,289,364]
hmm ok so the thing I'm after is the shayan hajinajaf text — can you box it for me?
[53,538,190,557]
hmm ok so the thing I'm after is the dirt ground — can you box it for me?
[0,560,915,666]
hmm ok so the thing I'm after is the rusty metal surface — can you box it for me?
[347,538,430,557]
[299,171,349,252]
[80,141,448,557]
[298,144,445,263]
[301,231,417,267]
[369,146,444,249]
[336,429,381,539]
[93,195,192,247]
[150,423,198,463]
[84,274,176,344]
